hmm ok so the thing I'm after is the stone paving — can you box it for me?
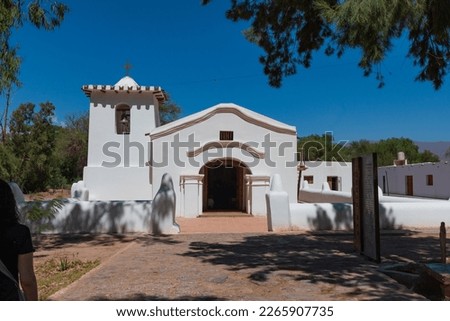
[47,217,445,301]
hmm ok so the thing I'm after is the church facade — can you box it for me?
[79,76,298,218]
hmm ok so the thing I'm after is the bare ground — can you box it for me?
[32,225,448,301]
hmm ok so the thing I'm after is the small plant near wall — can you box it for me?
[58,257,70,272]
[35,255,100,300]
[24,198,65,239]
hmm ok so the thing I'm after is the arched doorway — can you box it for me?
[200,159,251,212]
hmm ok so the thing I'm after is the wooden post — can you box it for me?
[440,222,447,264]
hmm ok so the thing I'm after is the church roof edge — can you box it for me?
[81,76,166,102]
[149,103,297,139]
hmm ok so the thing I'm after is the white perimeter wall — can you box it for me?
[267,174,450,232]
[379,161,450,199]
[288,201,450,231]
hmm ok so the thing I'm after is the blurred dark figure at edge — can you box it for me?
[0,179,38,300]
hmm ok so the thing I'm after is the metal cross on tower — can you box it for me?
[124,62,133,76]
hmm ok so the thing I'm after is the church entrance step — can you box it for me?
[198,211,253,218]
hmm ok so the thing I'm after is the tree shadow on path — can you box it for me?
[181,232,441,300]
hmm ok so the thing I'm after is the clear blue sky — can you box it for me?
[7,0,450,142]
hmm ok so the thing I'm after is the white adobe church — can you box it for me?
[27,76,450,233]
[76,76,298,218]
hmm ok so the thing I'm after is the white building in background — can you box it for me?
[379,161,450,200]
[300,161,353,193]
[77,76,298,217]
[298,157,450,201]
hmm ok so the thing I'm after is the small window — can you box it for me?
[426,174,433,186]
[220,131,233,140]
[116,105,131,134]
[327,176,341,191]
[304,176,314,184]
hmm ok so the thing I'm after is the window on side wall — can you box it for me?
[304,175,314,184]
[116,105,131,134]
[426,174,433,186]
[327,176,341,191]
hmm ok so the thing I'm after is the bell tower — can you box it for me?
[80,76,166,200]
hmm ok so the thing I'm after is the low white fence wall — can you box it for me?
[22,199,152,234]
[268,175,450,232]
[288,202,450,231]
[299,181,442,204]
[299,182,352,203]
[18,174,180,235]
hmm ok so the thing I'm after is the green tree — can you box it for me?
[0,142,18,181]
[416,149,440,163]
[345,139,376,159]
[203,0,450,89]
[299,135,441,166]
[0,44,21,143]
[298,132,348,162]
[0,1,68,88]
[54,112,89,183]
[1,1,68,136]
[8,102,61,192]
[160,94,182,125]
[375,137,421,166]
[344,137,440,166]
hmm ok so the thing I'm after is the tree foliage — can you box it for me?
[203,0,450,89]
[1,1,68,143]
[299,134,440,166]
[0,0,68,88]
[7,102,61,192]
[0,142,17,181]
[0,104,90,192]
[298,132,347,162]
[54,112,89,183]
[160,94,182,125]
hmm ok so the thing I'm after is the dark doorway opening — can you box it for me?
[406,175,414,196]
[200,159,250,212]
[327,176,340,191]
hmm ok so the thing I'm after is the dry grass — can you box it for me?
[35,255,99,300]
[25,189,71,201]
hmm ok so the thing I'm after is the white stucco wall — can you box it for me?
[87,91,159,167]
[83,167,151,200]
[298,182,441,204]
[83,86,161,200]
[149,103,298,217]
[299,182,353,203]
[301,161,352,192]
[287,201,450,231]
[379,161,450,199]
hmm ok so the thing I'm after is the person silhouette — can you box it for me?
[0,179,38,300]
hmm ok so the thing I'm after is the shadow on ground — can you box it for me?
[33,233,135,251]
[42,230,444,301]
[180,232,442,300]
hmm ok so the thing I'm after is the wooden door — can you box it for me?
[406,175,413,196]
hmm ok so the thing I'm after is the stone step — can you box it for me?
[198,212,253,218]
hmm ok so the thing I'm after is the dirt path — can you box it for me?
[32,224,447,301]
